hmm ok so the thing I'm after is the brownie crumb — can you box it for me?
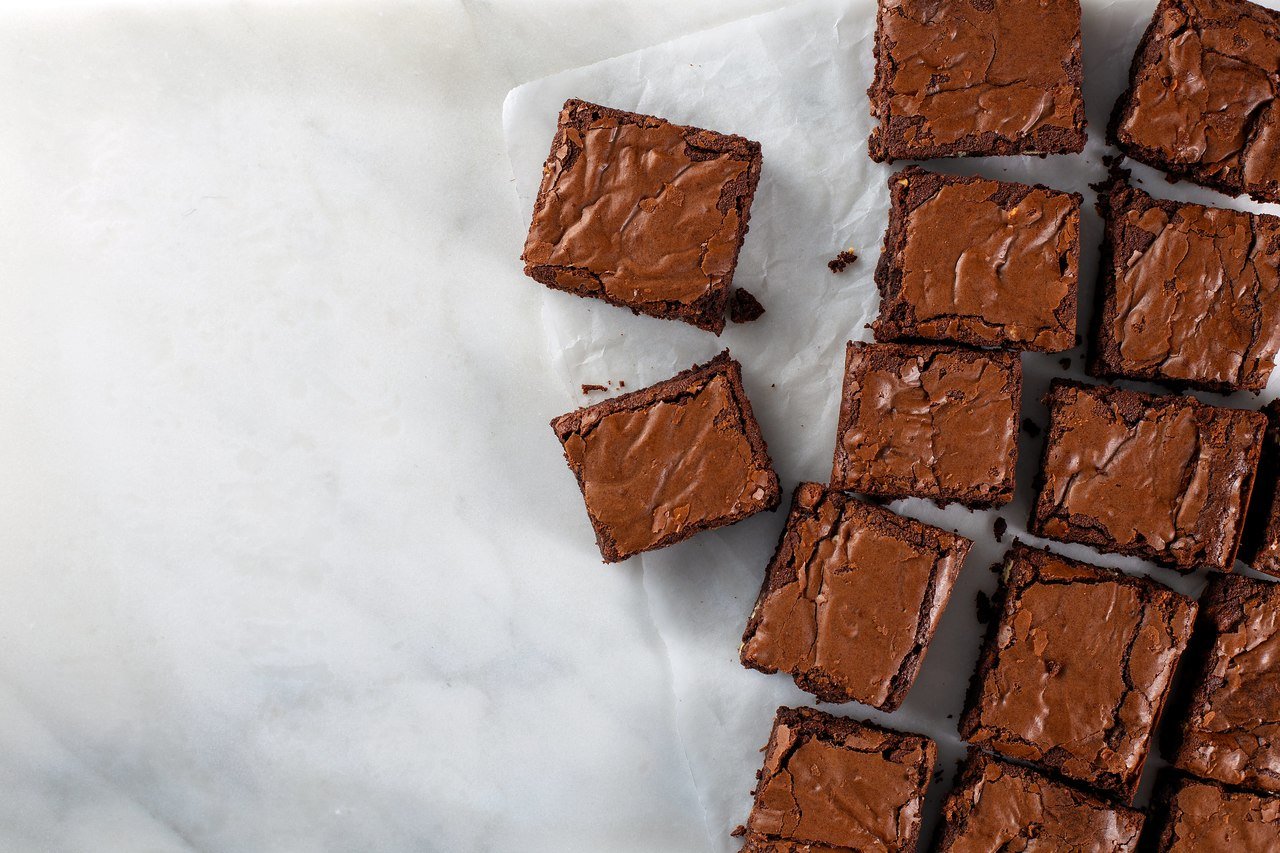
[729,288,766,323]
[828,250,858,273]
[1021,418,1042,438]
[1059,357,1072,370]
[618,380,626,388]
[933,769,944,783]
[730,825,746,838]
[976,590,995,624]
[993,517,1008,543]
[581,383,607,394]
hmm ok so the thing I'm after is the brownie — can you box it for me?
[1242,400,1280,576]
[873,167,1081,352]
[1111,0,1280,205]
[1029,380,1266,573]
[959,543,1196,802]
[1088,176,1280,393]
[522,99,762,333]
[830,342,1020,508]
[743,706,935,852]
[868,0,1086,162]
[740,483,971,710]
[1147,772,1280,852]
[550,351,780,562]
[933,752,1145,852]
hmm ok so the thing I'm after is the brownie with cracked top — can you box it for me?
[873,167,1081,352]
[1147,772,1280,851]
[868,0,1086,162]
[831,342,1020,508]
[1111,0,1280,204]
[550,351,779,563]
[1242,400,1280,576]
[740,483,971,710]
[1029,380,1265,573]
[1089,176,1280,393]
[959,543,1196,802]
[522,99,762,333]
[741,706,935,852]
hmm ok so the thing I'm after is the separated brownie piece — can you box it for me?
[868,0,1085,162]
[959,543,1196,802]
[522,99,762,333]
[873,167,1081,352]
[740,484,971,710]
[550,351,779,562]
[1029,380,1265,573]
[934,752,1144,852]
[1242,400,1280,576]
[831,342,1020,508]
[1147,772,1280,852]
[1111,0,1280,205]
[743,706,934,852]
[1089,176,1280,393]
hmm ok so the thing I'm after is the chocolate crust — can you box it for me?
[1241,400,1280,576]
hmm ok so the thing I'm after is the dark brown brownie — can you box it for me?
[1029,380,1266,573]
[873,167,1081,352]
[1242,400,1280,576]
[522,99,762,333]
[1088,175,1280,393]
[550,351,779,563]
[1111,0,1280,205]
[959,543,1196,802]
[743,706,935,852]
[933,752,1144,852]
[831,342,1020,508]
[868,0,1086,162]
[740,484,971,710]
[1147,772,1280,852]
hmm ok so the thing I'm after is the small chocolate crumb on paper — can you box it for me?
[581,383,607,394]
[729,288,766,323]
[1021,418,1042,438]
[730,825,747,838]
[828,249,858,273]
[1059,357,1072,370]
[993,517,1007,543]
[976,590,995,624]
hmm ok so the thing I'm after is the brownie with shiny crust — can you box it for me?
[1029,380,1265,573]
[550,351,779,563]
[740,484,971,710]
[1147,772,1280,852]
[1242,400,1280,576]
[522,99,762,333]
[868,0,1085,162]
[959,543,1196,802]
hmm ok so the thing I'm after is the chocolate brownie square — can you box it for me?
[1147,772,1280,852]
[831,342,1020,508]
[868,0,1086,162]
[959,543,1196,802]
[1111,0,1280,204]
[550,351,779,563]
[740,483,971,710]
[1242,400,1280,576]
[873,167,1081,352]
[1029,380,1266,573]
[522,99,762,333]
[743,706,935,852]
[1089,175,1280,393]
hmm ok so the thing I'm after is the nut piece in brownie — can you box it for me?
[1029,380,1266,573]
[550,351,779,563]
[831,342,1020,508]
[1111,0,1280,204]
[740,484,971,710]
[873,167,1081,352]
[1242,400,1280,576]
[868,0,1085,162]
[959,543,1196,802]
[743,706,935,852]
[1147,772,1280,852]
[1089,175,1280,393]
[522,99,762,333]
[934,752,1145,852]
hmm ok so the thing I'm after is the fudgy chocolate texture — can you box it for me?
[522,99,762,333]
[1029,380,1265,573]
[1148,772,1280,852]
[831,342,1020,508]
[959,543,1196,802]
[934,752,1144,852]
[1242,400,1280,576]
[744,707,935,852]
[1111,0,1280,205]
[868,0,1085,161]
[873,167,1081,352]
[1089,176,1280,393]
[550,351,779,563]
[739,484,971,710]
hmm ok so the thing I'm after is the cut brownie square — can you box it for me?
[522,99,762,333]
[831,342,1020,508]
[868,0,1086,162]
[743,706,935,852]
[1111,0,1280,205]
[934,752,1144,852]
[959,543,1196,802]
[1147,772,1280,852]
[740,483,971,710]
[1242,400,1280,576]
[1029,380,1266,573]
[1089,175,1280,393]
[550,351,780,563]
[873,167,1081,352]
